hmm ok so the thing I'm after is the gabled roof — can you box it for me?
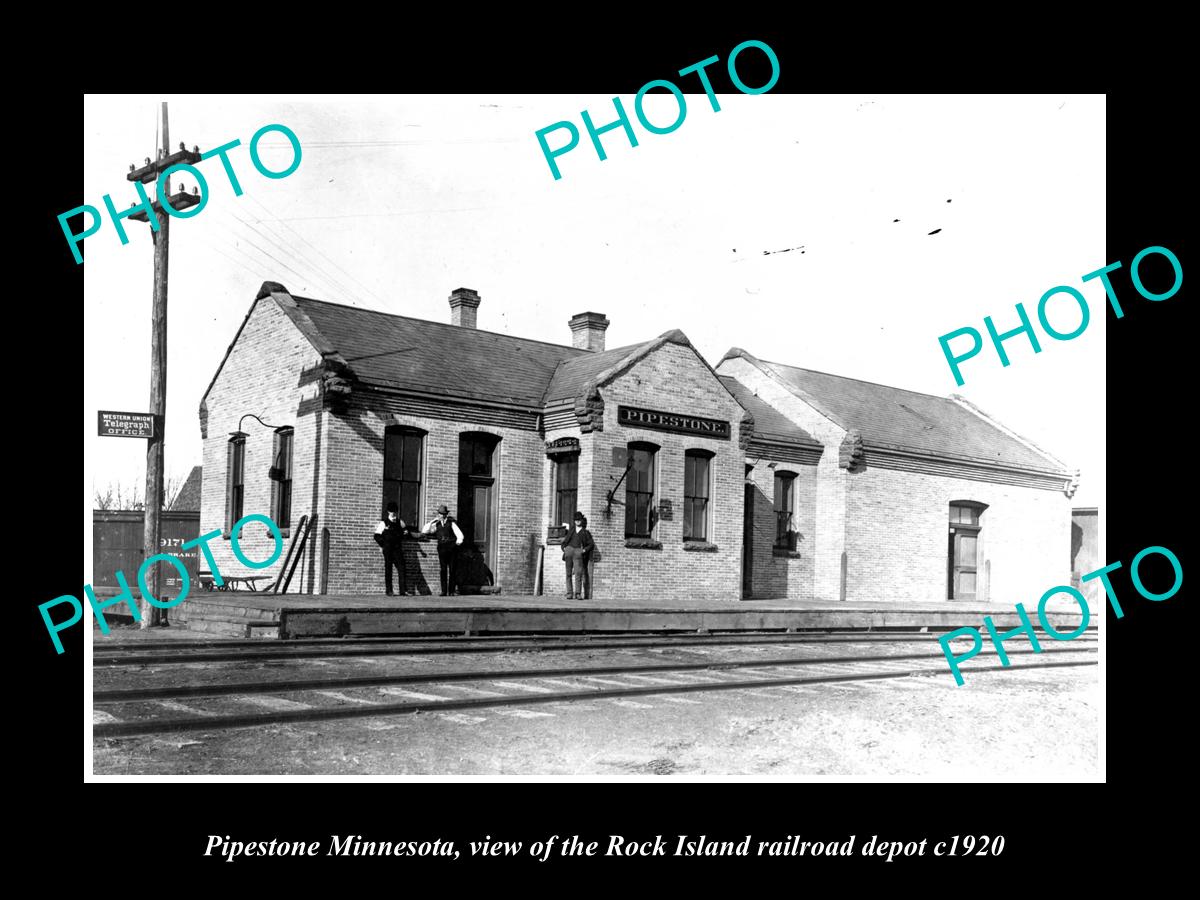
[208,285,744,418]
[292,295,588,408]
[718,377,820,448]
[543,341,655,405]
[723,349,1069,473]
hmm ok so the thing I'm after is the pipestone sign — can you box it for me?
[618,406,731,439]
[937,244,1183,386]
[938,544,1183,685]
[97,410,159,439]
[40,513,284,654]
[535,39,780,181]
[58,123,302,265]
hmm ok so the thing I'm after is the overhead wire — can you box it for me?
[213,224,324,295]
[197,236,265,281]
[221,209,358,305]
[226,206,376,311]
[244,194,392,311]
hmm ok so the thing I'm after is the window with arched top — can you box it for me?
[948,501,988,600]
[684,449,715,542]
[949,501,988,526]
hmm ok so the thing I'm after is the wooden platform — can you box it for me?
[171,592,1095,640]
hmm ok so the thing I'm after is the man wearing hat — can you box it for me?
[373,502,409,596]
[561,511,595,600]
[422,505,464,596]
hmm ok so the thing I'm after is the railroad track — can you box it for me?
[93,628,1097,667]
[93,643,1098,738]
[95,627,1099,654]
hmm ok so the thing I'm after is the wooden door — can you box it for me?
[950,527,979,600]
[458,476,495,567]
[458,433,500,577]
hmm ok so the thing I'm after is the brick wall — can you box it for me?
[201,298,548,597]
[318,394,547,595]
[584,342,748,602]
[744,459,817,599]
[844,467,1072,604]
[717,357,848,601]
[200,298,325,589]
[718,356,1073,605]
[542,424,591,596]
[203,304,1072,608]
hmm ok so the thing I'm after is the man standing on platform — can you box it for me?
[561,511,595,600]
[422,504,464,596]
[374,502,409,596]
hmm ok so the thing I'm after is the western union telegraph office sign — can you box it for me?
[197,282,1078,605]
[97,410,159,439]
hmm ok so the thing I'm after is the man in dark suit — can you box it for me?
[422,504,464,596]
[561,511,595,600]
[374,501,409,596]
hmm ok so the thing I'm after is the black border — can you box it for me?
[33,22,1187,885]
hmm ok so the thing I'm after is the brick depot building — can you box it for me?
[198,282,1077,604]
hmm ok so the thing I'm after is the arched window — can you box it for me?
[383,426,425,528]
[948,501,988,600]
[625,441,659,538]
[774,470,798,549]
[270,427,294,530]
[684,449,715,542]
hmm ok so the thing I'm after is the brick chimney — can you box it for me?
[449,287,481,328]
[569,312,610,352]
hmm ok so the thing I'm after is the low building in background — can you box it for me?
[171,465,203,511]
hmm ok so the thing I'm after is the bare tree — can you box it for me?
[94,484,116,511]
[114,479,144,511]
[164,472,185,510]
[94,470,191,511]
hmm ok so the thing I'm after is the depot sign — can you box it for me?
[618,405,731,439]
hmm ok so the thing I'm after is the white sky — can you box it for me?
[83,93,1105,509]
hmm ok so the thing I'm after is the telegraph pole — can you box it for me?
[126,102,201,627]
[143,102,170,628]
